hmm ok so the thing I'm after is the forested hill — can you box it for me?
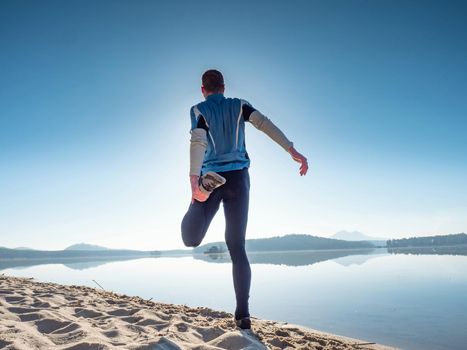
[193,234,374,254]
[0,247,157,259]
[387,233,467,248]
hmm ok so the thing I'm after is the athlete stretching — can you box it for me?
[181,69,308,329]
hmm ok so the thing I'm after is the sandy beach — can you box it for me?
[0,275,397,350]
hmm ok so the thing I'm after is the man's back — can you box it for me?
[190,93,250,175]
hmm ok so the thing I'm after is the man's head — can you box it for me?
[201,69,225,97]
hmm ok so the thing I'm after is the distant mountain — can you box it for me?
[193,233,374,254]
[0,246,35,250]
[65,243,110,251]
[331,231,387,241]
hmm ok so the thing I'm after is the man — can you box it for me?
[181,69,308,330]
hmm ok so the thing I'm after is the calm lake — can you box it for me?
[2,248,467,350]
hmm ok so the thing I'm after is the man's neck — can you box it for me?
[204,90,224,98]
[204,91,224,99]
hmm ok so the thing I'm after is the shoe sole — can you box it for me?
[199,172,226,195]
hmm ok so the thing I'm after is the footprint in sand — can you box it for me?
[268,336,294,349]
[0,340,13,348]
[62,342,109,350]
[121,315,144,324]
[179,315,194,323]
[125,323,147,334]
[304,335,327,346]
[0,289,15,295]
[135,318,169,330]
[131,337,182,350]
[172,322,190,333]
[18,311,44,322]
[32,301,52,308]
[274,329,290,337]
[7,306,41,314]
[282,326,305,337]
[35,319,87,346]
[153,311,172,321]
[108,308,139,317]
[102,329,120,338]
[35,318,81,334]
[194,325,225,342]
[4,296,26,304]
[74,308,104,318]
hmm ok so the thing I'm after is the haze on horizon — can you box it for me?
[1,1,466,251]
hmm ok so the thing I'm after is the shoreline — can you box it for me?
[0,274,398,350]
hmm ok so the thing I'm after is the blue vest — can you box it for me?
[190,93,250,175]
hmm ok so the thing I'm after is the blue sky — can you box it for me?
[1,0,466,250]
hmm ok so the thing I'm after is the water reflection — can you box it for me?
[2,246,467,272]
[388,245,467,256]
[0,256,148,271]
[197,248,378,266]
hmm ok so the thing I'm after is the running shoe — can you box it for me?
[199,171,226,195]
[234,316,251,330]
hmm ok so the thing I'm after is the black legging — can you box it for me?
[181,167,251,319]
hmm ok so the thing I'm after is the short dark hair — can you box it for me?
[202,69,224,93]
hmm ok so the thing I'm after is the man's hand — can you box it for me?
[288,146,308,176]
[190,175,209,204]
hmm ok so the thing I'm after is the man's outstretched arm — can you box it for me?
[244,105,308,176]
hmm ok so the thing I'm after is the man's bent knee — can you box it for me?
[182,234,202,248]
[183,240,201,248]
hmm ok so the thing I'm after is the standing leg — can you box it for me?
[181,188,222,247]
[222,169,251,319]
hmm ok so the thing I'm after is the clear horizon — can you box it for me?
[1,1,466,250]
